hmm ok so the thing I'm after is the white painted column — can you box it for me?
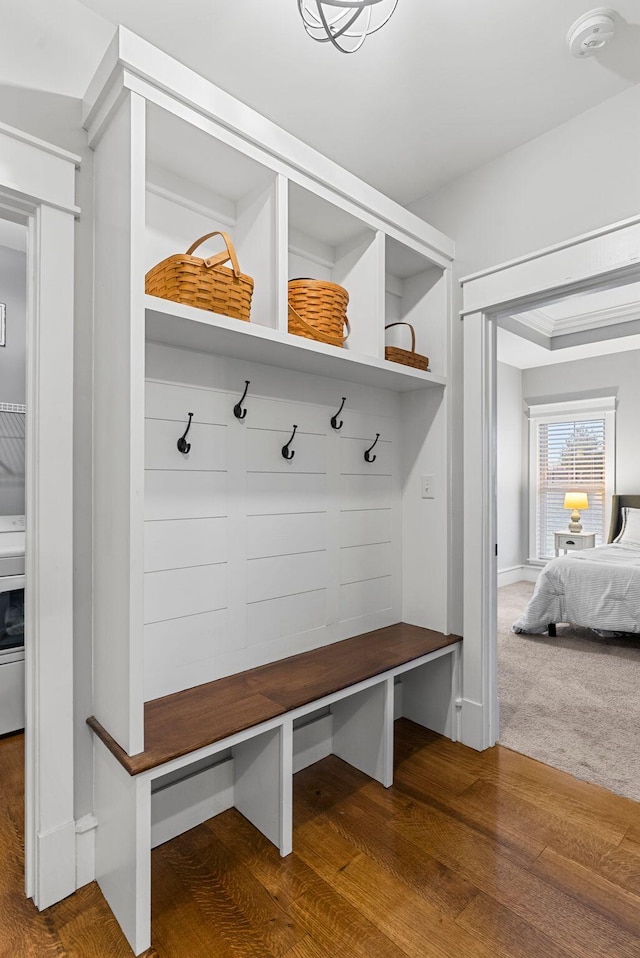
[462,311,498,751]
[26,203,77,908]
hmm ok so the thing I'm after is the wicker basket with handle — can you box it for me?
[145,231,254,322]
[288,278,350,348]
[385,322,429,371]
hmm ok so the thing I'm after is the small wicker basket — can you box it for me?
[145,231,254,322]
[385,322,429,371]
[288,278,350,348]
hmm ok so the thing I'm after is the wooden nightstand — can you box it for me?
[554,531,596,557]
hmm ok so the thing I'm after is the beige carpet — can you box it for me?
[498,581,640,802]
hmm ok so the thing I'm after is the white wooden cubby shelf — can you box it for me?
[85,27,456,958]
[146,295,447,391]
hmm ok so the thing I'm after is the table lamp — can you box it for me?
[563,492,589,532]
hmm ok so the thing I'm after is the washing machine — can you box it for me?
[0,515,25,735]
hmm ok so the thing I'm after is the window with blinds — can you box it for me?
[536,417,607,558]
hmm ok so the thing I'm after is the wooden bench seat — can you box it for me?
[88,622,461,775]
[88,622,461,956]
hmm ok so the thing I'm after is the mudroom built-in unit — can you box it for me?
[85,28,458,955]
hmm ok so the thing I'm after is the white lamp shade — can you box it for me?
[564,492,589,511]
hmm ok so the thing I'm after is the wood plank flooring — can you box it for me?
[2,719,640,957]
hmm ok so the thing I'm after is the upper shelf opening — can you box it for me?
[146,102,273,212]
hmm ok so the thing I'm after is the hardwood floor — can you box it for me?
[2,720,640,957]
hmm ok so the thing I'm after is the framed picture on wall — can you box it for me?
[0,303,5,346]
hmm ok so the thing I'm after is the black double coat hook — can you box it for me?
[282,425,298,460]
[177,413,194,454]
[364,433,380,463]
[331,397,346,431]
[234,380,250,420]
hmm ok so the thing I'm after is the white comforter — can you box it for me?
[512,542,640,635]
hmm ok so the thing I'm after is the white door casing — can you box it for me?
[0,121,79,908]
[460,213,640,751]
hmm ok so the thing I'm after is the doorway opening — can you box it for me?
[0,213,28,913]
[494,276,640,799]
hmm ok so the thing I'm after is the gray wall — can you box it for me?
[0,245,27,404]
[497,362,525,571]
[410,82,640,631]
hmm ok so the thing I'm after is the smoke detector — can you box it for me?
[567,8,616,58]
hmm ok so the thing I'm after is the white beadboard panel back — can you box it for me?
[143,342,403,701]
[247,513,327,559]
[246,472,327,517]
[246,428,327,474]
[339,435,392,476]
[144,517,228,572]
[246,591,327,648]
[340,577,393,620]
[145,471,228,520]
[247,552,328,604]
[145,419,227,471]
[340,543,393,585]
[340,474,393,512]
[144,564,227,624]
[339,510,392,548]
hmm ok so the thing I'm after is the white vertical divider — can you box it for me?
[94,742,151,956]
[93,90,146,755]
[275,173,289,334]
[333,229,384,358]
[280,719,293,856]
[402,656,455,738]
[235,176,278,329]
[233,726,285,850]
[332,678,394,787]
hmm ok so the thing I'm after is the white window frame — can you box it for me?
[527,396,616,563]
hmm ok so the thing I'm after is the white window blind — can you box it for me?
[536,417,606,559]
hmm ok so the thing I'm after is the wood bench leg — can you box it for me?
[332,678,394,788]
[94,742,151,956]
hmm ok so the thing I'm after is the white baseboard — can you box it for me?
[35,819,77,910]
[498,564,541,587]
[459,698,493,752]
[75,814,97,889]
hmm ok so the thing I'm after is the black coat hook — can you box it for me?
[331,397,346,431]
[177,413,194,454]
[282,424,298,460]
[364,433,380,463]
[234,380,250,420]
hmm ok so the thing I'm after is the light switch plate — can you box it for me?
[421,474,435,499]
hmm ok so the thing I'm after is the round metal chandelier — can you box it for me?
[298,0,399,54]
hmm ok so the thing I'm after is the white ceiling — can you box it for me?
[497,281,640,369]
[1,1,639,205]
[497,326,640,369]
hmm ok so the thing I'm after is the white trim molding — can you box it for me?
[462,215,640,752]
[0,123,79,908]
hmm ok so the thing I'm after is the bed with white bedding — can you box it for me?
[513,494,640,636]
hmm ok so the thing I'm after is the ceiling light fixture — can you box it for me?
[298,0,398,54]
[567,8,616,58]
